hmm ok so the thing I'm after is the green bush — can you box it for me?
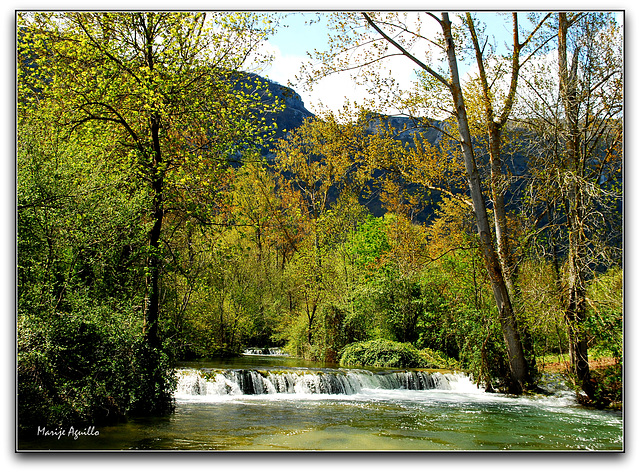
[574,363,622,410]
[339,338,428,368]
[419,347,461,370]
[585,267,623,360]
[591,363,623,410]
[17,300,175,434]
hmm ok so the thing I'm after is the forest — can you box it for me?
[16,11,622,432]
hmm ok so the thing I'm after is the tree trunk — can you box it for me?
[558,13,591,388]
[140,16,164,351]
[486,126,512,285]
[466,12,544,378]
[306,297,318,346]
[566,277,590,379]
[565,200,591,386]
[466,13,519,296]
[362,11,531,393]
[442,13,529,393]
[143,115,164,350]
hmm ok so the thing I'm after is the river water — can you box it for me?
[19,354,623,451]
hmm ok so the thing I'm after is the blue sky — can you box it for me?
[269,13,330,58]
[262,11,624,116]
[263,12,435,114]
[261,12,340,112]
[262,12,520,114]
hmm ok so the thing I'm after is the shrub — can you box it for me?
[17,299,175,434]
[339,338,428,368]
[575,363,622,410]
[419,347,461,370]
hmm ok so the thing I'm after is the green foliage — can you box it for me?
[17,296,175,432]
[515,259,567,357]
[409,247,513,389]
[345,215,391,276]
[339,339,427,368]
[585,267,623,360]
[16,84,178,429]
[372,273,426,344]
[588,364,622,410]
[414,279,459,359]
[318,304,349,363]
[419,348,461,370]
[317,193,370,250]
[128,342,177,416]
[456,308,510,391]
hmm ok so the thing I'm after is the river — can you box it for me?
[18,354,623,451]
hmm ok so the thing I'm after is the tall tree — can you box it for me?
[18,11,280,407]
[302,12,531,391]
[462,13,557,376]
[464,12,552,295]
[517,12,622,392]
[439,13,530,392]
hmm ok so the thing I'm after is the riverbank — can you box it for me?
[538,356,618,373]
[18,356,623,451]
[537,356,622,410]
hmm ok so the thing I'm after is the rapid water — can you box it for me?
[175,367,470,398]
[19,355,623,451]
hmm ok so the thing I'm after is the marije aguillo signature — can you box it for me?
[37,425,100,440]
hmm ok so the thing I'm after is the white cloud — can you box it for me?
[259,43,302,86]
[261,41,426,117]
[260,39,376,115]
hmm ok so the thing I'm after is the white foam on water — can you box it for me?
[173,368,485,404]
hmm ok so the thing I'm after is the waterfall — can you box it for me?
[175,368,478,399]
[243,347,287,356]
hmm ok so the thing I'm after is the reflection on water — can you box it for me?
[18,355,623,451]
[180,354,341,370]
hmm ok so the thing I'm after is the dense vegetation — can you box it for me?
[17,11,622,433]
[340,339,429,368]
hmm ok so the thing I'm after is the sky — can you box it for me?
[259,10,624,116]
[262,12,445,114]
[260,12,371,114]
[260,12,538,115]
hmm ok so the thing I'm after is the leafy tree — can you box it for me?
[305,11,531,392]
[515,12,622,395]
[18,11,280,415]
[372,273,426,345]
[17,97,165,429]
[19,10,278,345]
[463,12,553,296]
[274,112,373,231]
[229,160,280,261]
